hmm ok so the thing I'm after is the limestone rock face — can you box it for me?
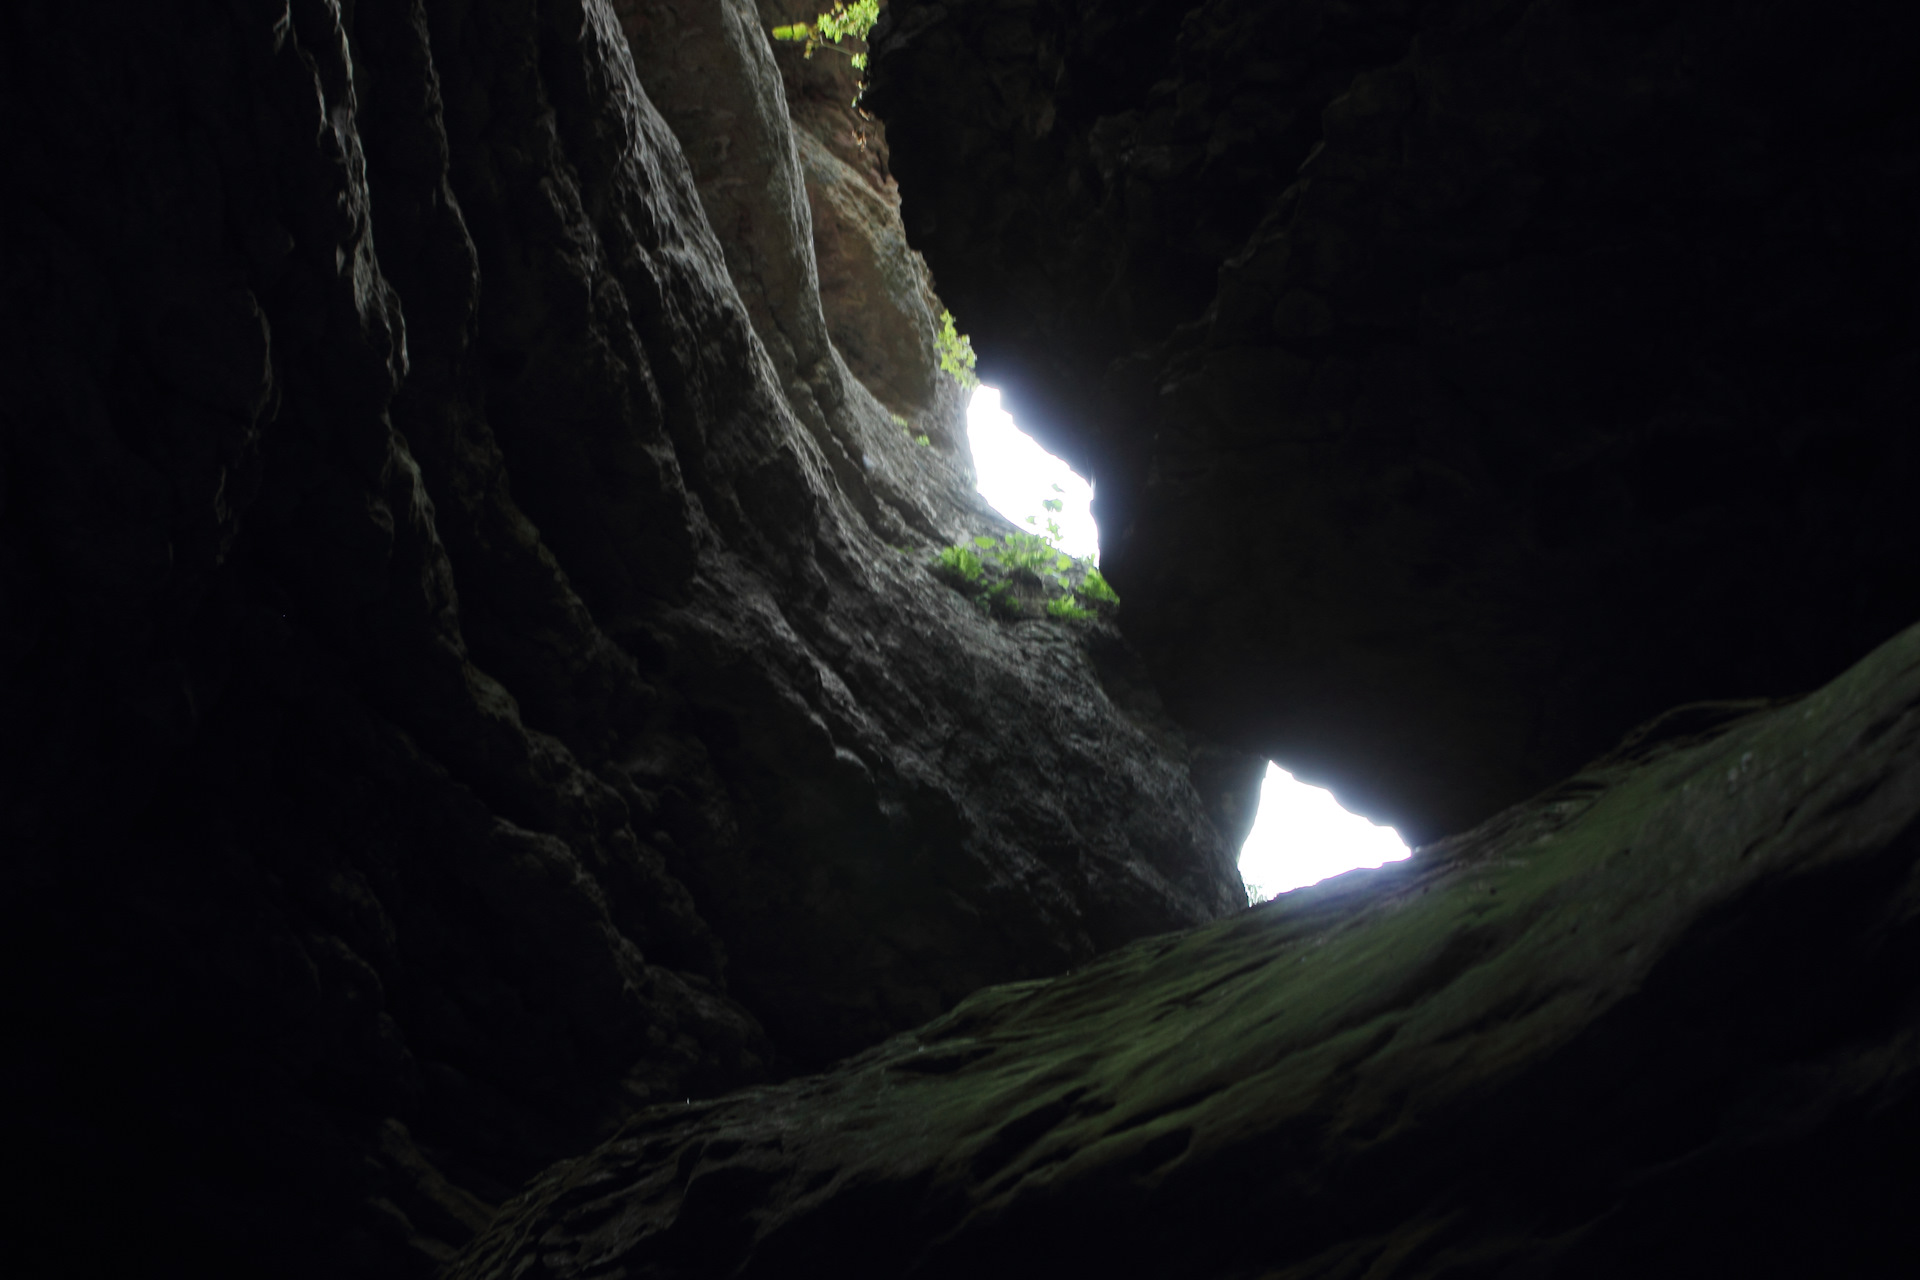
[452,617,1920,1280]
[761,0,962,439]
[867,0,1920,842]
[12,0,1920,1273]
[0,1,1243,1273]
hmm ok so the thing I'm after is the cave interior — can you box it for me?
[3,0,1918,1275]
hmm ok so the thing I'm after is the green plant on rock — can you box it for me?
[888,412,933,447]
[937,309,980,391]
[1079,566,1120,605]
[997,530,1070,576]
[934,545,985,584]
[929,528,1119,623]
[771,1,880,68]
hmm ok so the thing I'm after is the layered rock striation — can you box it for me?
[867,0,1920,842]
[0,1,1246,1273]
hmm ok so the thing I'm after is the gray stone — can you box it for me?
[452,617,1920,1279]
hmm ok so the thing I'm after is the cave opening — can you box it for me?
[1238,762,1409,903]
[964,387,1410,904]
[965,386,1099,558]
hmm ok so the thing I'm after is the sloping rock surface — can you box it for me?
[452,617,1920,1280]
[867,0,1920,842]
[0,0,1243,1273]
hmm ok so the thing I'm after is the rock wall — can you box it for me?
[0,1,1247,1273]
[867,0,1920,842]
[451,613,1920,1280]
[10,0,1917,1273]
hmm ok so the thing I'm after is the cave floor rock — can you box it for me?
[453,617,1920,1278]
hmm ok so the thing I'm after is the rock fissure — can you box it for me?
[6,0,1919,1274]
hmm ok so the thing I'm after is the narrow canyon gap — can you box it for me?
[962,385,1405,900]
[3,1,1917,1277]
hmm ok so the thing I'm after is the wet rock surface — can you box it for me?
[867,0,1920,842]
[0,1,1244,1273]
[452,617,1920,1280]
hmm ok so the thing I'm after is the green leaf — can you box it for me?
[770,5,877,70]
[1079,566,1120,605]
[933,545,985,584]
[815,0,879,42]
[936,309,980,391]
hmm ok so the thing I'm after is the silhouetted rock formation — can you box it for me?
[6,0,1919,1275]
[0,1,1242,1273]
[451,620,1920,1279]
[867,0,1920,842]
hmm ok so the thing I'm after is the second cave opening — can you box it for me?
[963,386,1410,905]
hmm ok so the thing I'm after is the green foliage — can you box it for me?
[1079,566,1120,605]
[929,525,1119,623]
[934,545,985,583]
[916,434,932,447]
[936,309,980,391]
[771,1,879,69]
[1244,881,1267,906]
[815,0,879,44]
[997,530,1063,575]
[1023,512,1067,544]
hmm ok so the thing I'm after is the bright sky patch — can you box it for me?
[960,389,1405,905]
[966,387,1099,560]
[1238,763,1410,900]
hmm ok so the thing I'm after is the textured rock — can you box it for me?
[613,0,976,534]
[452,616,1920,1280]
[761,0,961,438]
[0,0,1243,1273]
[11,0,1918,1273]
[867,0,1920,842]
